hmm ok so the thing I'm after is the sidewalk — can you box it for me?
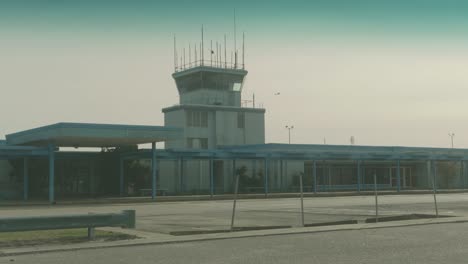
[2,215,468,257]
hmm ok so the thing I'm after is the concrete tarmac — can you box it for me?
[1,193,468,234]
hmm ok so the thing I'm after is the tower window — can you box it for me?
[232,82,242,91]
[186,110,208,127]
[237,112,245,129]
[187,138,208,149]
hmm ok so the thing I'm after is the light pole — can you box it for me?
[285,125,294,144]
[449,133,455,148]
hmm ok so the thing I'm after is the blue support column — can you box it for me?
[210,159,214,197]
[180,158,184,193]
[264,158,269,196]
[427,160,431,189]
[119,158,124,196]
[462,160,466,189]
[396,160,401,192]
[48,144,55,204]
[459,160,464,189]
[279,160,283,192]
[357,160,361,193]
[253,159,257,179]
[151,142,157,200]
[313,160,317,193]
[433,160,437,191]
[23,157,29,201]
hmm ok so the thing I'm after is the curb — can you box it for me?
[2,215,468,257]
[2,190,468,207]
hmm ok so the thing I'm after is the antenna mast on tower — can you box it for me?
[224,34,227,68]
[173,35,177,71]
[201,25,204,66]
[242,32,245,69]
[234,9,237,69]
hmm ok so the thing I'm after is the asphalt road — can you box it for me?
[3,221,468,264]
[2,193,468,234]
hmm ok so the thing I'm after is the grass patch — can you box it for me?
[170,225,292,236]
[0,228,137,248]
[365,214,453,223]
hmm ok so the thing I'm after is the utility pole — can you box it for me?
[449,133,455,148]
[285,125,294,144]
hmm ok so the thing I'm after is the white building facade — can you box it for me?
[163,66,265,149]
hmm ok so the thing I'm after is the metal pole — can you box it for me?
[299,172,305,227]
[432,161,439,217]
[87,227,95,240]
[374,172,378,223]
[232,159,236,194]
[230,173,240,231]
[285,126,293,144]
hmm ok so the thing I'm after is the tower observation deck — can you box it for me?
[173,65,247,107]
[172,30,247,107]
[164,30,265,149]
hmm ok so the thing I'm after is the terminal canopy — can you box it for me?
[5,122,183,148]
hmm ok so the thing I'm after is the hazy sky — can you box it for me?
[1,0,468,148]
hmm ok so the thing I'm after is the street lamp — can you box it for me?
[285,125,294,144]
[448,133,455,148]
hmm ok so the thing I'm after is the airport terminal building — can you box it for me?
[1,56,468,202]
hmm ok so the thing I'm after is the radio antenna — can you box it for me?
[242,32,245,69]
[234,9,237,58]
[173,35,177,71]
[224,34,227,68]
[201,25,204,66]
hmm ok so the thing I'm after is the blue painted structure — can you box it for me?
[5,122,182,147]
[2,124,468,202]
[0,123,182,203]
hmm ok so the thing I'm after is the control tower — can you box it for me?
[162,34,265,149]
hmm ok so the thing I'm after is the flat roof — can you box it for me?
[5,122,183,148]
[0,145,49,158]
[115,143,468,162]
[222,143,468,153]
[172,66,248,79]
[162,104,265,113]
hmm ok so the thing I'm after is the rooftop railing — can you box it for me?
[175,60,245,73]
